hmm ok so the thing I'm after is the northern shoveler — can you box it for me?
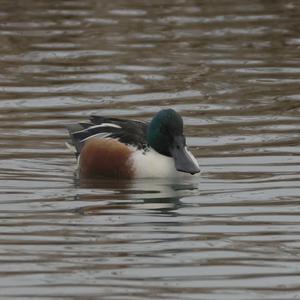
[66,109,200,178]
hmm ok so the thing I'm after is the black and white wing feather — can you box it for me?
[67,115,148,158]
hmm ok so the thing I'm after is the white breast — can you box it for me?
[130,148,195,178]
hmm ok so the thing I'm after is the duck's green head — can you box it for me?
[147,109,200,175]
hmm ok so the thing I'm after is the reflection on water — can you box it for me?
[0,0,300,299]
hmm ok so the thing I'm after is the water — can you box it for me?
[0,0,300,299]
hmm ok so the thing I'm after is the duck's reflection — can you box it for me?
[74,177,199,216]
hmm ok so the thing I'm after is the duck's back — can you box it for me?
[66,115,150,178]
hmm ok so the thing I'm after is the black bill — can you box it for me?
[169,136,200,175]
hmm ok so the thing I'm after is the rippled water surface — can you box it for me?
[0,0,300,299]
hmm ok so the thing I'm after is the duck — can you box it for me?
[66,108,200,178]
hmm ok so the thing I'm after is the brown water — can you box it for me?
[0,0,300,299]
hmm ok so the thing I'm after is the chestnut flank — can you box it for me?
[79,138,133,178]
